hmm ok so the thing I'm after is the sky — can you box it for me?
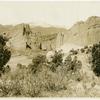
[0,1,100,28]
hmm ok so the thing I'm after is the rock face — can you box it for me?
[24,25,67,51]
[25,30,57,51]
[9,24,27,50]
[30,26,67,50]
[65,16,100,46]
[1,16,100,52]
[56,32,64,49]
[2,24,67,51]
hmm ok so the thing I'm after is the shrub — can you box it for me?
[49,50,64,72]
[64,55,82,81]
[3,65,11,73]
[70,49,78,55]
[0,35,8,47]
[30,54,46,73]
[80,48,85,53]
[91,42,100,76]
[0,35,11,72]
[32,54,46,65]
[64,55,72,71]
[70,49,74,53]
[71,56,78,70]
[51,50,63,66]
[64,55,72,64]
[84,45,88,49]
[73,50,78,55]
[64,56,80,72]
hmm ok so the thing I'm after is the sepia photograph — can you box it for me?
[0,0,99,97]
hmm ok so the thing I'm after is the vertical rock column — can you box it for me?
[56,32,64,49]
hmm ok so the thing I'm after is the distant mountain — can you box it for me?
[31,26,67,36]
[29,22,53,27]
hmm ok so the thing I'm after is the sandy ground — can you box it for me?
[57,43,82,53]
[7,55,32,71]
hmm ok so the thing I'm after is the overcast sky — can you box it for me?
[0,1,100,28]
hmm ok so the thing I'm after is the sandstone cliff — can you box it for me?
[64,16,100,46]
[1,24,67,52]
[1,16,100,52]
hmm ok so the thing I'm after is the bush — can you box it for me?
[0,35,8,47]
[70,49,78,55]
[64,55,72,71]
[30,54,46,73]
[32,54,46,66]
[64,55,82,81]
[91,42,100,76]
[84,46,88,49]
[49,50,64,72]
[64,55,82,72]
[80,48,85,53]
[73,50,78,55]
[70,49,74,53]
[0,35,11,72]
[3,65,11,73]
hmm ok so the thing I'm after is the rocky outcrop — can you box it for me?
[30,26,67,50]
[8,24,27,50]
[3,24,67,51]
[64,16,100,46]
[1,16,100,52]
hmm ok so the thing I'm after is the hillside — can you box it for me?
[64,16,100,46]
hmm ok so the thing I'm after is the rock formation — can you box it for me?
[1,24,67,52]
[64,16,100,46]
[56,32,64,49]
[0,16,100,52]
